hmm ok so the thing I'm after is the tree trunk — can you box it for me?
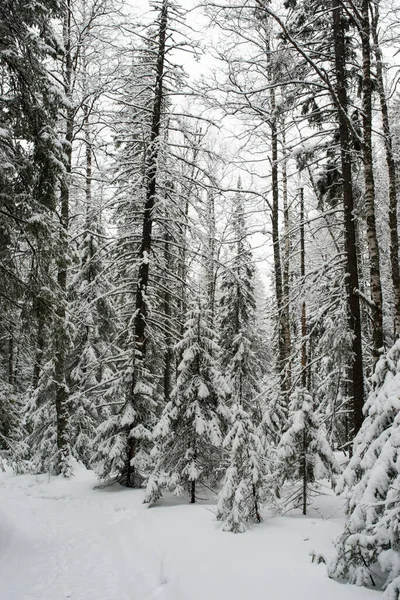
[371,2,400,339]
[267,47,289,404]
[282,127,292,393]
[300,188,307,389]
[360,0,384,361]
[190,479,196,504]
[163,223,173,402]
[206,189,216,326]
[332,0,364,435]
[125,0,169,484]
[54,0,74,475]
[32,313,45,390]
[134,0,168,357]
[302,426,307,515]
[8,333,14,386]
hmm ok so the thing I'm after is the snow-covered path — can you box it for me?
[0,467,381,600]
[0,468,174,600]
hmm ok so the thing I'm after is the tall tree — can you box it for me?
[216,183,266,532]
[371,1,400,340]
[0,0,64,465]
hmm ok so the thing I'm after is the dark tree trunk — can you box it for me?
[300,188,307,389]
[54,0,74,474]
[271,117,288,400]
[302,427,307,515]
[282,128,292,393]
[206,190,216,326]
[268,79,289,404]
[125,0,169,485]
[134,0,168,357]
[8,333,14,386]
[163,226,173,402]
[190,479,196,504]
[32,315,45,390]
[332,0,364,435]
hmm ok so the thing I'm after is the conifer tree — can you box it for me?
[216,401,265,532]
[277,388,339,515]
[330,340,400,595]
[216,183,267,531]
[145,299,229,505]
[94,0,171,487]
[68,207,118,467]
[0,0,64,471]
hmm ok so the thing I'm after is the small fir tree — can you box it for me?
[329,339,400,595]
[0,380,26,468]
[93,355,156,487]
[24,359,73,476]
[216,399,265,532]
[216,183,267,532]
[144,299,229,505]
[68,209,119,467]
[277,387,339,515]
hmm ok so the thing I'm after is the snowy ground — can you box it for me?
[0,465,381,600]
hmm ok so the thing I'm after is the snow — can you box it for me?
[0,465,382,600]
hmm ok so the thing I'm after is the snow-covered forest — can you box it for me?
[2,0,400,598]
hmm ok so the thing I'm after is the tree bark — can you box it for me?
[266,43,289,405]
[125,0,169,485]
[360,0,384,361]
[54,0,74,475]
[371,1,400,339]
[134,0,168,357]
[282,127,292,393]
[302,426,307,515]
[206,189,216,326]
[332,0,364,435]
[300,188,307,389]
[163,223,173,402]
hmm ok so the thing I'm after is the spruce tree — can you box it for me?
[93,1,171,487]
[0,0,64,472]
[145,299,229,505]
[329,340,400,595]
[277,388,339,515]
[68,208,118,467]
[216,183,267,531]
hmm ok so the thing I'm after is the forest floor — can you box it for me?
[0,463,381,600]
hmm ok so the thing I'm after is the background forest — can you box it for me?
[2,0,400,596]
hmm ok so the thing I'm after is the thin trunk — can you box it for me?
[300,188,307,389]
[332,0,364,435]
[190,479,196,504]
[125,0,169,485]
[371,1,400,338]
[54,0,73,474]
[361,0,384,361]
[206,190,216,325]
[179,130,201,340]
[84,102,93,345]
[32,307,45,389]
[252,484,261,523]
[266,47,287,403]
[163,226,173,402]
[302,426,307,515]
[8,333,14,386]
[282,127,292,393]
[271,115,288,400]
[134,0,168,355]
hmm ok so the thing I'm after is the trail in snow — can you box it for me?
[0,466,381,600]
[0,467,178,600]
